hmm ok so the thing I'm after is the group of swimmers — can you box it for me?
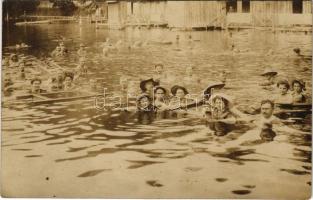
[2,37,310,142]
[259,68,308,104]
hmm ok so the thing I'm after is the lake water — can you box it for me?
[2,23,312,198]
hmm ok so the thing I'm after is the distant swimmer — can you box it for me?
[9,54,19,67]
[153,64,167,85]
[75,58,88,79]
[77,43,87,57]
[183,66,201,85]
[102,47,109,57]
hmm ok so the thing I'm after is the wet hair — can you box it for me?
[261,99,274,108]
[31,78,42,85]
[276,80,290,90]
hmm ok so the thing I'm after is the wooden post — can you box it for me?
[237,0,242,13]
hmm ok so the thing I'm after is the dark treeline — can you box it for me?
[3,0,95,19]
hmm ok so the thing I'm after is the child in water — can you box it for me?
[274,80,293,104]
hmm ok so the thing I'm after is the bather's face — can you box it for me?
[64,77,72,86]
[176,89,185,99]
[278,84,288,95]
[145,82,154,92]
[293,83,302,93]
[261,103,274,119]
[140,97,150,108]
[32,81,41,92]
[155,89,165,100]
[155,66,163,74]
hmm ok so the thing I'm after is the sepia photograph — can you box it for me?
[1,0,312,199]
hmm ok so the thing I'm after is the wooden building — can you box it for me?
[106,0,312,29]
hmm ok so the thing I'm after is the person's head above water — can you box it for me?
[154,86,167,100]
[171,85,188,99]
[137,94,152,109]
[211,94,233,113]
[277,80,290,95]
[31,78,42,92]
[260,99,274,119]
[154,64,164,74]
[261,68,278,78]
[63,72,74,86]
[140,78,158,92]
[186,66,194,76]
[291,79,305,93]
[293,48,301,55]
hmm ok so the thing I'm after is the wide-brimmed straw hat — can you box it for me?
[171,85,188,95]
[261,68,278,76]
[203,82,225,96]
[139,78,159,92]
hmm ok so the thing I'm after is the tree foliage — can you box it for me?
[3,0,40,18]
[49,0,77,16]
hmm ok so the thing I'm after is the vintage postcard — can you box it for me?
[1,0,312,199]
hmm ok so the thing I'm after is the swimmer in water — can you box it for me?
[257,100,282,141]
[77,43,87,57]
[75,58,88,79]
[274,80,293,104]
[30,78,46,94]
[139,78,159,98]
[259,68,278,88]
[153,86,169,119]
[153,64,167,85]
[183,65,201,85]
[63,72,76,91]
[136,94,156,125]
[168,85,193,118]
[291,79,307,103]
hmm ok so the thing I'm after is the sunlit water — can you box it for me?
[2,23,312,198]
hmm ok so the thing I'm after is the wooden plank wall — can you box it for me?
[107,2,127,25]
[132,1,167,23]
[250,1,293,27]
[303,0,312,13]
[167,1,226,28]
